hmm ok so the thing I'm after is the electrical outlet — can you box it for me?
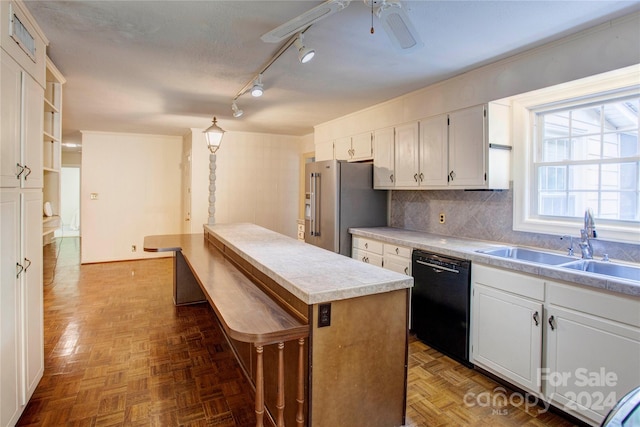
[318,303,331,328]
[131,245,137,252]
[439,213,446,224]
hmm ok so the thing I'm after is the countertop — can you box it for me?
[204,223,413,305]
[350,227,640,297]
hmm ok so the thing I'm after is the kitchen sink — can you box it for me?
[561,260,640,282]
[476,246,577,265]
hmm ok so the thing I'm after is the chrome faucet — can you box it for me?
[578,208,596,259]
[560,235,575,256]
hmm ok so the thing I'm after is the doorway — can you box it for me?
[56,166,80,237]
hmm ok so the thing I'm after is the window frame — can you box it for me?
[512,66,640,244]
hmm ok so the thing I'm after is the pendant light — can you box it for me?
[203,116,225,153]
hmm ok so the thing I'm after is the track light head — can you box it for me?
[293,36,315,64]
[250,74,264,97]
[231,102,243,118]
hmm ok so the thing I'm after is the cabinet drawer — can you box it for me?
[352,248,383,268]
[352,237,383,255]
[384,256,411,275]
[472,264,544,301]
[383,243,411,259]
[547,280,640,327]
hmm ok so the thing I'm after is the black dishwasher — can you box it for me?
[412,250,472,366]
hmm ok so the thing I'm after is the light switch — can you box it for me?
[90,193,98,200]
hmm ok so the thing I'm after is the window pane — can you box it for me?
[603,99,639,132]
[543,111,570,138]
[568,164,599,191]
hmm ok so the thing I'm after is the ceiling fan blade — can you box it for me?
[377,1,423,52]
[261,0,352,43]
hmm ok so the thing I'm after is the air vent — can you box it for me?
[9,4,36,61]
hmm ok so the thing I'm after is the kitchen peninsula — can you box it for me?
[144,223,413,427]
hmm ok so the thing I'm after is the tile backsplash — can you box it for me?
[389,188,640,264]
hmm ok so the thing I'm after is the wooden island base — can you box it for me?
[145,224,411,427]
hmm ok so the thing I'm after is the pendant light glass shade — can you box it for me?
[203,116,225,153]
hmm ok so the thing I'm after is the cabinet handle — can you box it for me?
[548,315,555,331]
[16,262,24,279]
[413,173,418,182]
[16,163,25,180]
[533,311,539,326]
[449,170,455,181]
[364,242,368,249]
[23,258,32,273]
[23,165,32,180]
[404,267,409,275]
[419,172,424,182]
[395,247,399,255]
[390,174,394,183]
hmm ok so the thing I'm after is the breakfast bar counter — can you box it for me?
[144,223,413,427]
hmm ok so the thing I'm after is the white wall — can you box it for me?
[60,167,80,233]
[314,12,640,140]
[212,131,302,238]
[81,131,183,263]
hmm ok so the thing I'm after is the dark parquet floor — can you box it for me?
[17,237,581,427]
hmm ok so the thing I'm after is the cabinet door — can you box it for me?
[418,114,448,187]
[448,105,486,188]
[334,137,351,161]
[21,73,43,189]
[545,306,640,425]
[351,132,372,161]
[373,127,395,189]
[21,190,43,401]
[1,190,21,427]
[471,283,543,393]
[314,141,334,161]
[394,122,420,188]
[1,52,22,188]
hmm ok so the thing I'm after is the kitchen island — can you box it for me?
[144,223,413,427]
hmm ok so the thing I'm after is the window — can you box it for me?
[512,66,640,244]
[533,97,639,223]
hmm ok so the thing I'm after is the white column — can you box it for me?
[208,153,216,225]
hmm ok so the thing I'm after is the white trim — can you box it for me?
[512,64,640,245]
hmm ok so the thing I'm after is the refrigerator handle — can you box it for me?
[310,172,320,236]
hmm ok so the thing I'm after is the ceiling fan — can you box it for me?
[260,0,424,53]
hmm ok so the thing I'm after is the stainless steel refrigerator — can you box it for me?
[304,159,388,255]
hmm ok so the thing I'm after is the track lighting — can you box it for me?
[231,102,243,118]
[293,35,315,64]
[250,74,263,97]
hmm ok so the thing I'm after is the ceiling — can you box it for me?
[25,0,640,146]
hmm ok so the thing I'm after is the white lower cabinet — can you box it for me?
[544,281,640,425]
[351,236,383,267]
[351,237,412,275]
[1,189,44,427]
[471,264,544,393]
[382,243,411,276]
[471,264,640,426]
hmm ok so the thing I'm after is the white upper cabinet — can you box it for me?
[1,51,43,189]
[418,114,448,187]
[373,127,395,189]
[370,102,511,190]
[448,105,486,188]
[335,132,373,162]
[0,1,47,87]
[393,122,420,187]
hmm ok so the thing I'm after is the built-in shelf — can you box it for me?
[43,57,65,246]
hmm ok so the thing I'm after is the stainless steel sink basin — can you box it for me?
[561,260,640,282]
[476,246,577,265]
